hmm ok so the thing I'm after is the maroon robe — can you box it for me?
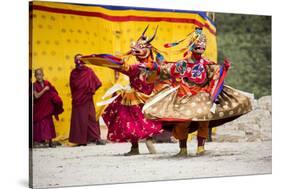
[33,80,64,142]
[69,66,102,144]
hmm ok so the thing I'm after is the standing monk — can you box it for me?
[33,68,64,147]
[69,54,106,146]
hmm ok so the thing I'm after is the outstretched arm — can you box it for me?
[79,54,124,70]
[138,61,174,80]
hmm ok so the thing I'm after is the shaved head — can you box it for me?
[34,68,44,82]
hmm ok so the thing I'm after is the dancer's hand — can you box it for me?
[224,58,231,70]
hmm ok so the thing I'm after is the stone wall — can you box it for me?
[215,96,272,142]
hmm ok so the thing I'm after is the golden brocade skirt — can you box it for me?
[144,85,252,122]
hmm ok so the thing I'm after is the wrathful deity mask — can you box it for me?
[129,25,158,60]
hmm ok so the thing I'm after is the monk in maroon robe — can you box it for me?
[69,54,106,146]
[33,68,64,147]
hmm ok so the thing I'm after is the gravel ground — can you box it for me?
[31,140,271,188]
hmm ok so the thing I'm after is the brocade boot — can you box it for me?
[196,146,205,156]
[196,136,206,156]
[174,148,188,157]
[124,147,140,156]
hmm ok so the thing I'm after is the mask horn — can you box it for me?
[141,25,149,36]
[146,25,158,44]
[138,25,149,41]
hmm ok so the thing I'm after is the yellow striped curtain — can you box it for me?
[30,1,217,144]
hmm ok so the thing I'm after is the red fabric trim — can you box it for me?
[157,118,192,122]
[211,66,228,101]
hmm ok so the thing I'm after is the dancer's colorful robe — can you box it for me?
[33,80,64,142]
[143,55,252,138]
[102,64,163,143]
[69,66,102,144]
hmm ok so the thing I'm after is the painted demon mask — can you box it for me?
[129,25,158,61]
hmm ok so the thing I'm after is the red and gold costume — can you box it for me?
[80,26,163,155]
[142,28,252,155]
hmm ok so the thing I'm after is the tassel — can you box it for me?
[164,42,179,48]
[156,53,164,63]
[183,51,189,57]
[163,38,186,48]
[97,94,120,107]
[102,84,124,99]
[152,47,168,55]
